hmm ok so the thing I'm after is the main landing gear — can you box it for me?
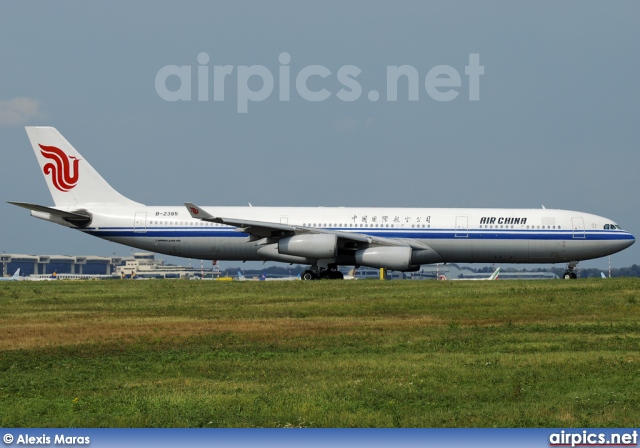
[301,264,344,280]
[562,261,578,280]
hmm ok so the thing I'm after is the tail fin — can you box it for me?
[12,268,21,278]
[489,267,500,280]
[25,127,141,206]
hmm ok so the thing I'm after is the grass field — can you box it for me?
[1,278,639,427]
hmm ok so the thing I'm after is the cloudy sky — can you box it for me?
[1,1,638,269]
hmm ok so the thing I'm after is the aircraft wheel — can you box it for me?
[563,272,577,280]
[330,271,344,280]
[302,270,316,281]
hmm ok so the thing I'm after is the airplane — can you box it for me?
[53,273,112,280]
[343,267,358,280]
[24,271,59,281]
[438,267,500,281]
[235,269,257,281]
[259,273,301,281]
[8,127,636,281]
[0,268,23,281]
[235,270,300,281]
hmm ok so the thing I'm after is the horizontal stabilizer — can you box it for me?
[8,201,92,225]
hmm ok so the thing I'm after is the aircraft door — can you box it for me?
[571,217,585,239]
[134,212,147,233]
[455,216,468,237]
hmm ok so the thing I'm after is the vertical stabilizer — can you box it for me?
[25,127,141,206]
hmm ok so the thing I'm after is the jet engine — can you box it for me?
[354,246,413,271]
[278,234,338,259]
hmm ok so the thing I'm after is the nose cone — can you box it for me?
[614,232,635,253]
[626,232,636,248]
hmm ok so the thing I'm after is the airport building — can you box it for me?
[1,254,113,277]
[116,252,219,279]
[1,252,218,279]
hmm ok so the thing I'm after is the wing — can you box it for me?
[184,202,433,250]
[185,202,295,240]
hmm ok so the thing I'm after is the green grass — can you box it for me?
[1,278,639,427]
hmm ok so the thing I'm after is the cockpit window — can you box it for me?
[604,224,610,230]
[605,224,623,230]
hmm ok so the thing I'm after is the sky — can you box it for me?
[1,1,639,270]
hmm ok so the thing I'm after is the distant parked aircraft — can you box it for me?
[236,270,299,281]
[24,272,58,281]
[439,267,500,281]
[0,268,22,281]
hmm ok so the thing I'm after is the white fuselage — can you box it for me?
[18,127,635,273]
[39,205,635,267]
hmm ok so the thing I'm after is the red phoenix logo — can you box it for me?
[189,207,199,215]
[39,144,80,192]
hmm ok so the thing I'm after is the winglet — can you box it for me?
[184,202,217,221]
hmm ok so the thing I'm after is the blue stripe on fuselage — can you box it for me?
[81,227,634,241]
